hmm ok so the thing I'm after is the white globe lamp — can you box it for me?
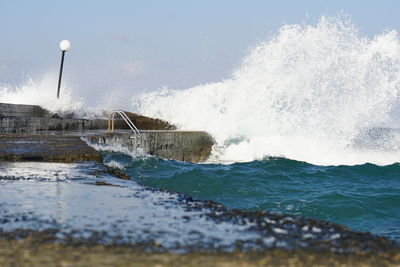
[59,40,71,51]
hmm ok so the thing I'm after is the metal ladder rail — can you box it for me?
[108,111,140,135]
[116,111,140,134]
[108,111,139,134]
[111,111,140,134]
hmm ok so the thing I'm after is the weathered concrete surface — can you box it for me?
[0,103,49,117]
[0,103,176,133]
[0,134,102,162]
[0,131,213,163]
[86,131,214,163]
[0,103,206,161]
[0,103,108,133]
[0,116,177,134]
[0,162,399,266]
[0,115,175,133]
[0,116,110,133]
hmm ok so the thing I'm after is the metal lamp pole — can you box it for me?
[57,40,71,98]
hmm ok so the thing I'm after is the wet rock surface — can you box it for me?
[123,112,176,130]
[0,134,102,162]
[0,162,399,266]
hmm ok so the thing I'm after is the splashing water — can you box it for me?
[137,15,400,166]
[0,73,84,114]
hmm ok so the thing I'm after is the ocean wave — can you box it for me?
[136,14,400,166]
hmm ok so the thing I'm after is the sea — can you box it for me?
[1,15,400,242]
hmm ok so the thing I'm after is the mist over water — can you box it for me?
[0,73,84,113]
[137,15,400,166]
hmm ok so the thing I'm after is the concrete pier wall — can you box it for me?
[1,103,214,162]
[87,131,214,163]
[0,116,108,133]
[0,103,108,133]
[0,103,174,133]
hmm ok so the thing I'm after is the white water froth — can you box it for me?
[82,137,149,160]
[0,73,84,114]
[137,15,400,166]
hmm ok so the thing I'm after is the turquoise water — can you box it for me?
[120,16,400,243]
[103,153,400,241]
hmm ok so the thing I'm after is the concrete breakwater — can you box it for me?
[0,103,105,132]
[0,103,175,133]
[0,102,212,162]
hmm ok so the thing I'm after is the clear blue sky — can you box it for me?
[1,0,400,106]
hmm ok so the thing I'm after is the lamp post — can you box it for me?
[57,40,71,98]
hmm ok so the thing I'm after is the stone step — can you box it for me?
[0,134,102,162]
[0,116,108,133]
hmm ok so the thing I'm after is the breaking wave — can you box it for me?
[137,14,400,166]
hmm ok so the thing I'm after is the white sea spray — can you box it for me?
[0,73,84,114]
[136,14,400,166]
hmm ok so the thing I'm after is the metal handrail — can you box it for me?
[107,111,140,135]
